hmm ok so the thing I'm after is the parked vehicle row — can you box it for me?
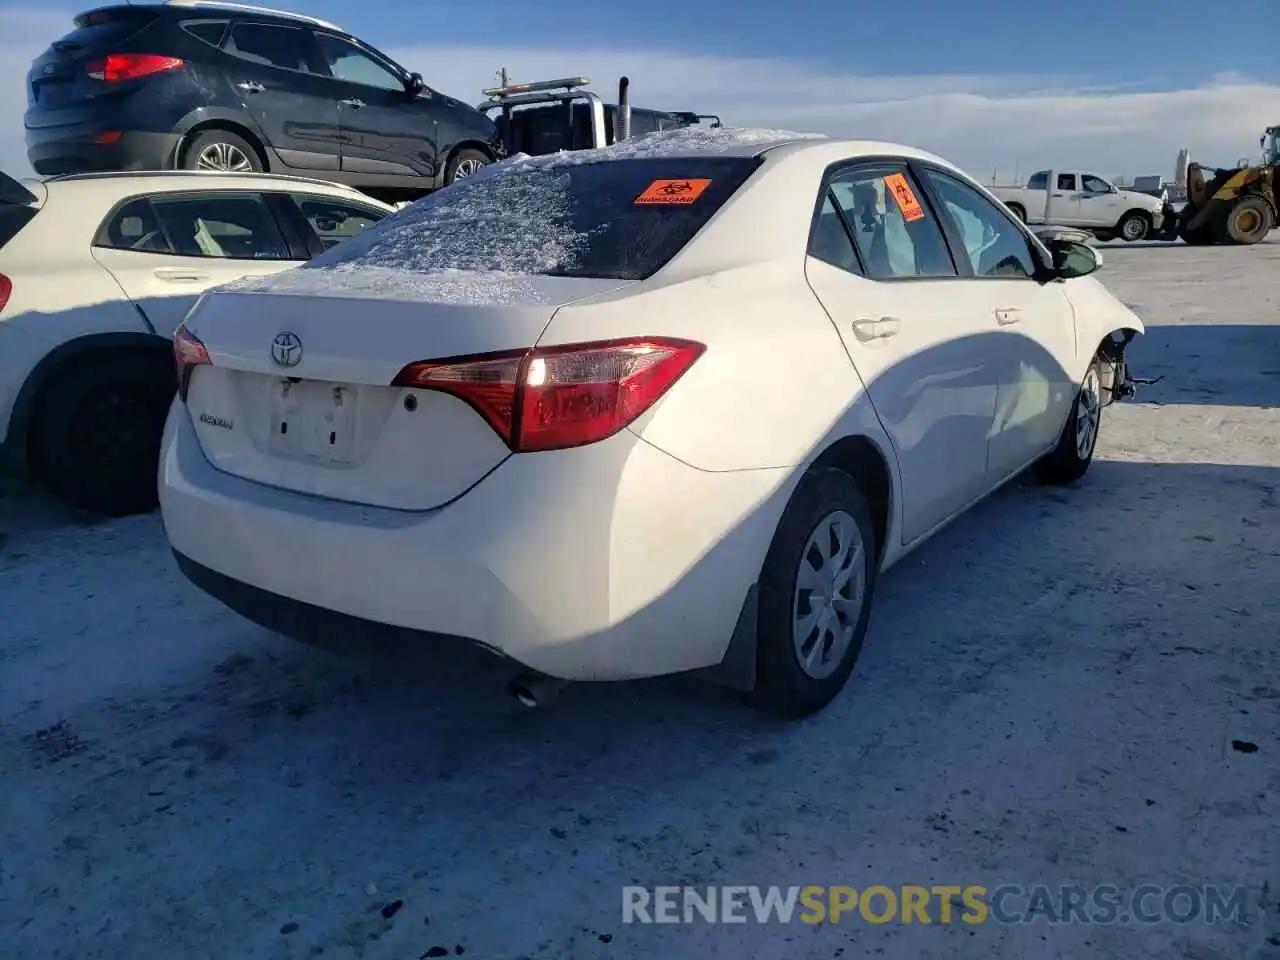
[0,168,393,515]
[158,130,1145,717]
[990,169,1167,242]
[24,1,720,203]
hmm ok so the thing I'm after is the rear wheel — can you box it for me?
[182,129,262,173]
[1218,196,1273,244]
[30,353,176,516]
[1116,211,1150,241]
[749,468,878,718]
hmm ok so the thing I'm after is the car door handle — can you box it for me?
[153,268,209,283]
[995,308,1021,325]
[851,317,901,341]
[236,81,264,93]
[1052,192,1066,197]
[340,98,365,109]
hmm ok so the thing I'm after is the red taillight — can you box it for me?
[174,325,210,400]
[86,54,183,83]
[0,274,11,315]
[392,337,705,452]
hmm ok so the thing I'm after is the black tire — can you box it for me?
[443,148,490,186]
[30,353,176,516]
[1038,356,1103,485]
[1218,196,1273,245]
[748,468,878,718]
[1006,202,1027,223]
[181,129,263,173]
[1116,210,1150,242]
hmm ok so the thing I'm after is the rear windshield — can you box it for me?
[0,206,37,251]
[58,9,156,48]
[303,156,762,281]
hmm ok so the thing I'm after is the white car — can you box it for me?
[0,169,394,515]
[158,129,1145,717]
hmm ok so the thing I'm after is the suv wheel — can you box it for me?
[444,148,489,186]
[182,130,262,173]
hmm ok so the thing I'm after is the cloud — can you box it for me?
[1,8,1275,186]
[392,45,1279,181]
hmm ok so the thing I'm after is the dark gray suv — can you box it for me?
[25,2,502,201]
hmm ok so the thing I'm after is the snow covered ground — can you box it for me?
[1,240,1277,960]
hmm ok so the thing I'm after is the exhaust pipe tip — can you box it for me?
[508,671,569,708]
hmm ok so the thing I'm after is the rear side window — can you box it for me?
[226,23,313,72]
[289,196,387,250]
[0,206,38,252]
[181,20,229,48]
[303,156,762,281]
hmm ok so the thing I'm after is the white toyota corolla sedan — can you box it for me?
[159,128,1145,717]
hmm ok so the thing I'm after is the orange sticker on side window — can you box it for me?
[884,172,925,222]
[635,178,712,205]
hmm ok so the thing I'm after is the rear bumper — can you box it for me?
[25,124,180,175]
[159,403,790,682]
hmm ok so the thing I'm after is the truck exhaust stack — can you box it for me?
[616,76,631,143]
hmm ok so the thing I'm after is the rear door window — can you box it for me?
[825,163,957,281]
[96,193,293,260]
[225,22,314,72]
[304,156,762,281]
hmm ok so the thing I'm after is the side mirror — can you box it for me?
[405,72,426,95]
[1045,237,1101,279]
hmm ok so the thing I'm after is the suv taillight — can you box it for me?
[174,325,210,400]
[391,337,704,452]
[87,53,183,82]
[0,274,11,314]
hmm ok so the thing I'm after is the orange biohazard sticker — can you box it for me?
[884,172,925,222]
[635,178,712,205]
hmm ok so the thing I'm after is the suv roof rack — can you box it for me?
[161,0,342,31]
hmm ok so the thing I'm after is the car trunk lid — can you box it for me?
[181,270,634,511]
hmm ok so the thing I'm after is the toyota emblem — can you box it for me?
[270,331,303,367]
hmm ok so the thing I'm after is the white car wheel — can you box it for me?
[751,467,878,717]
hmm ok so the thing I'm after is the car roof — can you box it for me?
[505,128,959,172]
[39,170,393,206]
[75,1,343,32]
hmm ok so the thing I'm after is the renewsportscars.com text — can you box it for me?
[622,884,1250,926]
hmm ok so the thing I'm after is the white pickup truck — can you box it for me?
[990,170,1167,241]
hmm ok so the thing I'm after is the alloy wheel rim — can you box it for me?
[1076,367,1101,459]
[196,142,254,173]
[453,158,485,179]
[792,510,865,680]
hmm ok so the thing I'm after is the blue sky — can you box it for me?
[294,0,1280,91]
[2,0,1279,178]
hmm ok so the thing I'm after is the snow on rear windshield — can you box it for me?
[222,128,816,300]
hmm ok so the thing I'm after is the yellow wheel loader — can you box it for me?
[1174,127,1280,245]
